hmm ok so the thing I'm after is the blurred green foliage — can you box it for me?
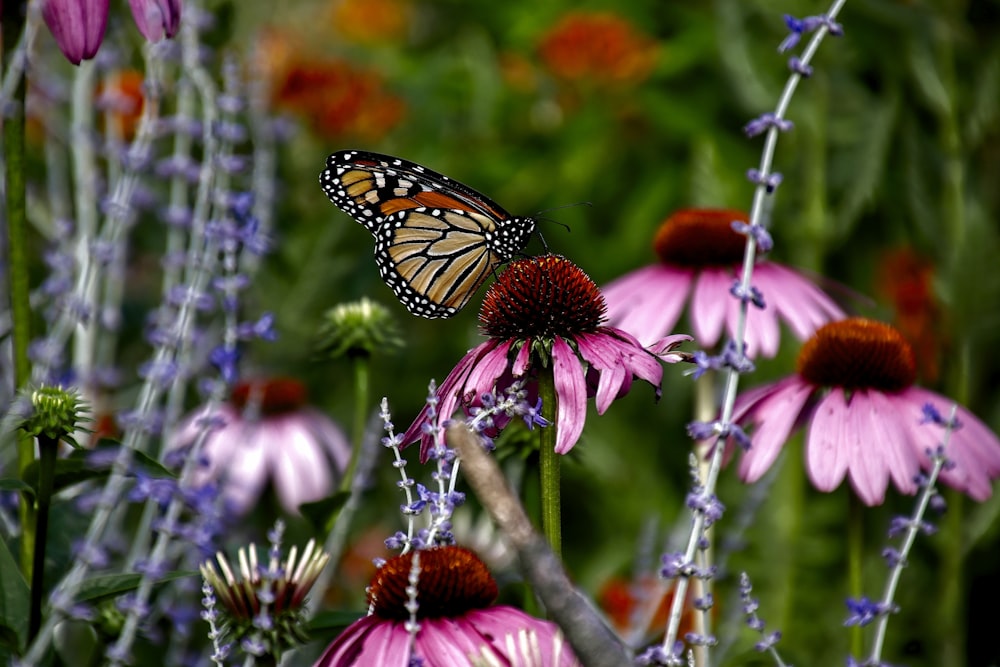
[201,0,1000,663]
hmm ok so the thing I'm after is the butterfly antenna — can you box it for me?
[533,201,588,251]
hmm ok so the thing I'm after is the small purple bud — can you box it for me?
[128,0,182,43]
[42,0,110,65]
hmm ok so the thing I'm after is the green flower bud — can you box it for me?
[20,386,90,446]
[316,298,404,360]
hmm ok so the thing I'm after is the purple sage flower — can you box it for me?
[42,0,110,65]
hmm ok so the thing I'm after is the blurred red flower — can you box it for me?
[261,31,404,141]
[876,247,942,383]
[329,0,411,44]
[539,11,658,86]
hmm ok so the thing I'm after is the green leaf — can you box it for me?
[0,538,29,654]
[82,440,176,479]
[0,479,34,501]
[75,571,197,604]
[21,457,106,496]
[20,441,177,496]
[298,492,350,534]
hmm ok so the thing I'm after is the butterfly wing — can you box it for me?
[320,150,514,231]
[376,208,504,318]
[319,150,536,318]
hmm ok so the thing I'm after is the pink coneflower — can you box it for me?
[313,545,581,666]
[168,377,351,515]
[401,254,689,459]
[602,208,845,358]
[728,318,1000,505]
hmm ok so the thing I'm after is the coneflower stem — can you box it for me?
[340,355,370,495]
[538,361,561,558]
[29,434,59,641]
[3,0,34,578]
[847,492,864,657]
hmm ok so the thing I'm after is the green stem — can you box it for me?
[339,355,370,495]
[3,0,34,578]
[537,361,560,558]
[29,435,59,641]
[937,489,965,665]
[847,492,864,657]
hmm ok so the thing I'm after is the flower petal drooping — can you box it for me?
[731,318,1000,504]
[603,208,844,357]
[128,0,183,42]
[313,546,582,666]
[167,377,351,515]
[403,254,689,459]
[42,0,110,65]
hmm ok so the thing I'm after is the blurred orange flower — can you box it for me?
[598,574,700,642]
[329,0,411,44]
[270,54,405,141]
[539,11,658,86]
[876,247,943,383]
[256,27,404,141]
[98,69,145,140]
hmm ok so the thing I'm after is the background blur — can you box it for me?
[26,0,1000,664]
[238,0,1000,664]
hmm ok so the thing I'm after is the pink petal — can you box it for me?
[552,337,588,454]
[804,389,852,495]
[302,407,353,471]
[602,265,693,346]
[415,617,492,664]
[400,340,500,455]
[464,339,514,396]
[647,333,693,361]
[838,392,891,505]
[128,0,182,42]
[899,388,1000,500]
[863,391,920,496]
[689,268,732,348]
[512,337,532,376]
[42,0,109,65]
[736,377,814,482]
[736,291,782,359]
[467,607,581,666]
[755,263,845,341]
[214,423,269,514]
[269,419,334,514]
[312,617,411,667]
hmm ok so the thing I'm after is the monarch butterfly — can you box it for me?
[319,150,537,318]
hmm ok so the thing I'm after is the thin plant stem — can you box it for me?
[661,0,848,654]
[28,434,58,642]
[537,361,561,558]
[2,0,33,577]
[847,491,864,657]
[340,355,370,495]
[868,404,958,663]
[691,373,716,666]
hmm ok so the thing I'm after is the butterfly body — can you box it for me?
[321,150,536,318]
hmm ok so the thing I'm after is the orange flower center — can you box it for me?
[368,546,498,620]
[797,318,916,392]
[479,254,606,339]
[230,378,308,415]
[653,209,749,267]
